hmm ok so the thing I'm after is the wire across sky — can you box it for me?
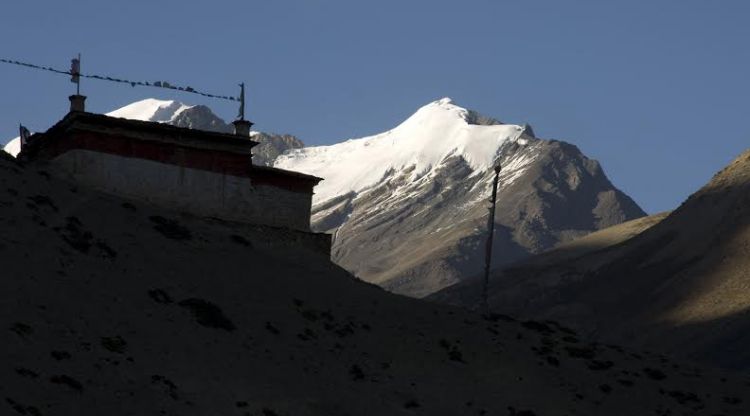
[0,57,240,102]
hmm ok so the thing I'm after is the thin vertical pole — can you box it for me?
[238,82,245,120]
[482,164,502,313]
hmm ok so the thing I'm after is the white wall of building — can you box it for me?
[50,149,313,231]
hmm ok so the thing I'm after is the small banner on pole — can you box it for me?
[70,57,80,84]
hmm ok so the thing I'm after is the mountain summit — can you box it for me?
[276,98,645,297]
[276,97,529,205]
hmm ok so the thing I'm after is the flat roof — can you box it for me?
[21,110,324,186]
[252,165,323,185]
[32,111,259,156]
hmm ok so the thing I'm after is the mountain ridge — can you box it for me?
[276,97,530,205]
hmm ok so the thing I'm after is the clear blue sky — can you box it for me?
[1,0,748,214]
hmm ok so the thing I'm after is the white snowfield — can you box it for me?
[275,97,526,205]
[3,99,193,157]
[3,137,20,157]
[105,98,193,122]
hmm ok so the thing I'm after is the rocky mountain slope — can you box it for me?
[433,149,750,370]
[3,99,304,166]
[276,98,645,297]
[2,149,750,415]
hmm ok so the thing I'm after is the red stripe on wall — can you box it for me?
[35,130,317,194]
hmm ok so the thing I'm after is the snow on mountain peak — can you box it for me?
[106,98,193,122]
[275,99,526,204]
[418,97,476,121]
[424,97,503,126]
[3,137,20,157]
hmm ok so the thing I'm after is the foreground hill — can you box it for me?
[434,149,750,370]
[276,98,645,297]
[0,151,748,415]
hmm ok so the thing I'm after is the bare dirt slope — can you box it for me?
[1,151,748,415]
[525,211,670,267]
[433,149,750,370]
[431,211,669,307]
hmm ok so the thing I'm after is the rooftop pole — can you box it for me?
[68,54,86,112]
[482,163,502,313]
[238,82,245,120]
[232,82,253,137]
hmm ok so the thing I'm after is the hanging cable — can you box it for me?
[0,57,239,102]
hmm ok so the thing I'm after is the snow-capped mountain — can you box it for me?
[276,98,646,297]
[277,97,527,205]
[3,99,303,166]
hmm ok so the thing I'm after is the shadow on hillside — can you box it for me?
[432,180,750,371]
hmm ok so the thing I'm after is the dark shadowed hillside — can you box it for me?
[433,149,750,370]
[1,150,748,415]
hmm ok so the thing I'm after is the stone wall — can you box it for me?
[49,149,314,231]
